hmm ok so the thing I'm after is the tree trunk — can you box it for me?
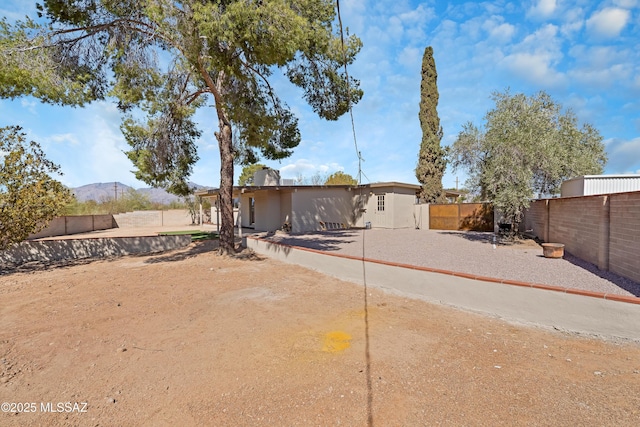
[217,122,235,255]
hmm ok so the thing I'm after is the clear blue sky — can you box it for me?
[1,0,639,190]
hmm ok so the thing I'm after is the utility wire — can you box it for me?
[336,2,373,425]
[336,0,364,185]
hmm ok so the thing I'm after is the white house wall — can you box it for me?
[392,191,419,228]
[280,191,292,227]
[361,186,417,229]
[291,188,356,233]
[254,190,282,231]
[239,193,253,228]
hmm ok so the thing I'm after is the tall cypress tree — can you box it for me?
[415,46,447,203]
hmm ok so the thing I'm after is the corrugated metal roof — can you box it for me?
[561,175,640,197]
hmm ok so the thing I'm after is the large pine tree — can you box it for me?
[415,46,447,203]
[0,1,362,255]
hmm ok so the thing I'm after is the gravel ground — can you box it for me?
[259,228,640,298]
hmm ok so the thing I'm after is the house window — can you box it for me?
[377,194,385,212]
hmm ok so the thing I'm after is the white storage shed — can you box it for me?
[560,174,640,197]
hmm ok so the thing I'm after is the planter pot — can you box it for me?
[542,243,564,259]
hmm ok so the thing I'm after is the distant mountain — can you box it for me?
[72,182,209,204]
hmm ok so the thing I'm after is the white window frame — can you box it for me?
[376,194,385,212]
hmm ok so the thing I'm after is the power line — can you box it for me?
[336,2,372,425]
[336,0,365,185]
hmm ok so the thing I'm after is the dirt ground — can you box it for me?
[1,241,640,426]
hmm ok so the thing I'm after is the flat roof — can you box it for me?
[195,181,422,197]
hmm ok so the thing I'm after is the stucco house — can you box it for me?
[195,169,421,233]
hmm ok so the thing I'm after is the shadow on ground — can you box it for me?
[260,230,358,252]
[437,230,522,246]
[562,252,640,297]
[144,240,219,264]
[0,257,110,276]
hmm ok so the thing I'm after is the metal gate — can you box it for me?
[429,203,494,231]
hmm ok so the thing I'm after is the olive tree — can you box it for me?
[450,90,607,229]
[1,126,72,249]
[0,0,362,254]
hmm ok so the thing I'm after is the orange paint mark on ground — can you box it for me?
[322,331,352,353]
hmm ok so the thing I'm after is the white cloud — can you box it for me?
[613,0,638,8]
[279,159,345,180]
[482,16,516,43]
[20,99,37,114]
[386,16,405,41]
[501,52,566,86]
[340,0,367,34]
[560,7,585,36]
[586,7,630,38]
[568,45,619,67]
[459,16,485,41]
[520,23,561,49]
[397,3,435,41]
[398,3,435,25]
[491,22,517,42]
[604,137,640,173]
[566,45,634,90]
[85,110,135,183]
[499,24,566,87]
[568,63,631,89]
[396,46,422,69]
[47,133,80,146]
[528,0,557,18]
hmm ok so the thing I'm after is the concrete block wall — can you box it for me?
[65,215,95,235]
[28,215,115,239]
[112,209,192,228]
[547,195,609,270]
[609,192,640,283]
[524,191,640,284]
[113,211,162,227]
[29,217,67,239]
[94,215,115,230]
[522,200,548,241]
